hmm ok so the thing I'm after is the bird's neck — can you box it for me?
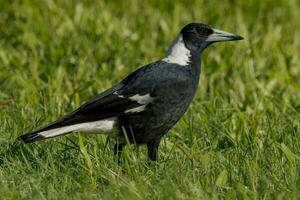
[188,50,201,84]
[162,35,202,78]
[162,35,191,66]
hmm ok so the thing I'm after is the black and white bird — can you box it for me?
[20,23,243,161]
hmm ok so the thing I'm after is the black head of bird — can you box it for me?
[20,22,243,162]
[180,23,243,52]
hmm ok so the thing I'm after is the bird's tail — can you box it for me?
[19,125,79,143]
[20,118,117,143]
[20,132,46,143]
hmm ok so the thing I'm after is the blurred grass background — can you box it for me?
[0,0,299,199]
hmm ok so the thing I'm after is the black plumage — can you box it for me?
[20,23,243,161]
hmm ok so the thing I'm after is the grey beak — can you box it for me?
[206,28,244,42]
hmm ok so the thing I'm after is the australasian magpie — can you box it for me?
[20,23,243,161]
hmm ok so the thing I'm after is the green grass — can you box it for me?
[0,0,300,199]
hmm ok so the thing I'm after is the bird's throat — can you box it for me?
[189,51,201,83]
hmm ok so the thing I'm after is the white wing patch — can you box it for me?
[125,105,147,113]
[38,118,116,138]
[125,93,154,113]
[128,94,154,104]
[113,91,124,98]
[162,34,191,66]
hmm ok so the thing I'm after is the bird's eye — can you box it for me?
[196,27,212,36]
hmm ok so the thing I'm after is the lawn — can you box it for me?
[0,0,299,199]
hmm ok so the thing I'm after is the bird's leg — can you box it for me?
[114,143,125,163]
[147,140,160,161]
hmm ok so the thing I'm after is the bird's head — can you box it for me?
[180,23,243,52]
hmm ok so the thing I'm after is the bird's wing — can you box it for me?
[29,63,158,134]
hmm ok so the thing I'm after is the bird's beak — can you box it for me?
[206,28,244,42]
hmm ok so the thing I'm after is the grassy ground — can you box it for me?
[0,0,299,199]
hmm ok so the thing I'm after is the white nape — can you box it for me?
[38,118,116,138]
[162,35,191,66]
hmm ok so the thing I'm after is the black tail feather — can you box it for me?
[20,132,45,143]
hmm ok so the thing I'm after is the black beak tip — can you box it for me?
[235,35,244,40]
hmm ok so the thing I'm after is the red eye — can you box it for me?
[196,27,212,36]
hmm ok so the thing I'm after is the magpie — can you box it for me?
[20,23,243,161]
